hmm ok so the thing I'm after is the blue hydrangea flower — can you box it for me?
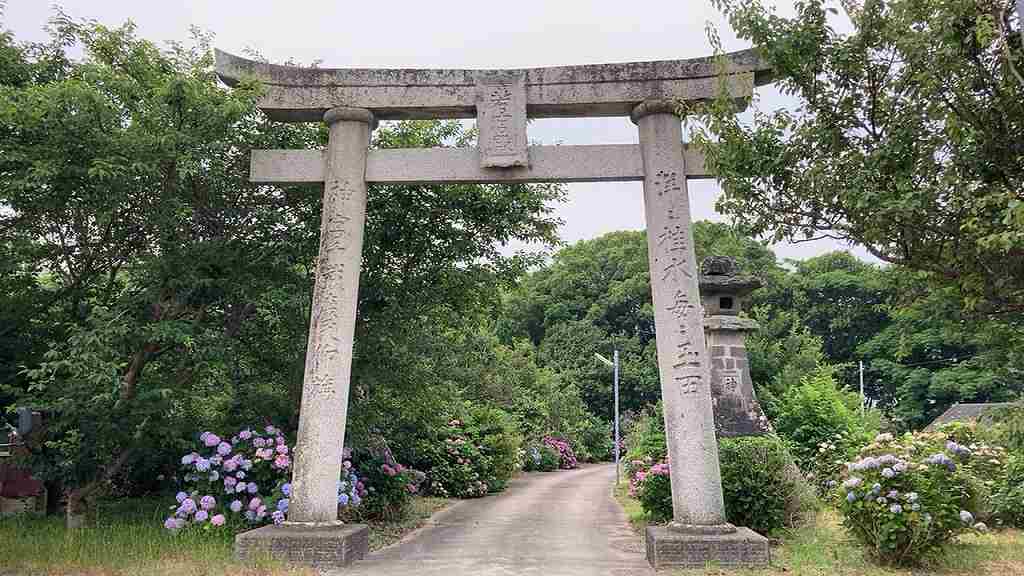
[282,483,291,497]
[847,491,858,503]
[277,498,289,512]
[230,500,243,513]
[338,493,350,506]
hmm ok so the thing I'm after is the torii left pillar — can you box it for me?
[235,108,375,567]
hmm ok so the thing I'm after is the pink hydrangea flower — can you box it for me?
[211,514,226,526]
[203,433,221,448]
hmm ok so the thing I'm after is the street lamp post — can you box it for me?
[595,351,620,484]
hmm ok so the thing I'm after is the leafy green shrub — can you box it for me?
[992,453,1024,528]
[626,407,816,534]
[347,455,419,522]
[636,463,672,521]
[416,403,521,498]
[719,436,817,535]
[836,432,989,566]
[522,444,560,472]
[774,366,877,490]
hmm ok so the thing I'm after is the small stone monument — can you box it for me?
[700,257,772,437]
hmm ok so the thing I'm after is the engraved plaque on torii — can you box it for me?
[474,71,528,168]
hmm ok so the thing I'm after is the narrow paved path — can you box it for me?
[336,463,653,576]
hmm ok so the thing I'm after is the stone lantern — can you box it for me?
[699,257,771,437]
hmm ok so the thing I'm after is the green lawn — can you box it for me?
[0,495,450,576]
[614,484,1024,575]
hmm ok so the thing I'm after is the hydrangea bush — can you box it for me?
[542,436,578,469]
[521,444,559,472]
[835,432,991,565]
[415,406,520,499]
[163,425,366,531]
[348,454,422,522]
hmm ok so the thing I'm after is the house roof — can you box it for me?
[924,402,1017,431]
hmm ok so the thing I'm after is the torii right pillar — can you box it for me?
[633,100,770,569]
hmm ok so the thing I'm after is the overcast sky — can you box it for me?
[5,0,873,263]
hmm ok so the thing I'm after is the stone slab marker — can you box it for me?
[633,100,768,568]
[475,71,528,168]
[236,107,376,566]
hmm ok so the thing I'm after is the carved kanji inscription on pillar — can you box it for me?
[475,71,528,168]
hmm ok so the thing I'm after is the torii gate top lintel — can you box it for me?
[214,48,773,123]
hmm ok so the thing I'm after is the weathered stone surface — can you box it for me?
[215,49,771,121]
[636,101,727,527]
[249,144,711,185]
[288,108,372,523]
[705,323,772,437]
[645,525,769,569]
[475,71,528,168]
[236,523,369,567]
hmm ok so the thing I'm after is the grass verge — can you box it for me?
[0,495,451,576]
[613,484,1024,575]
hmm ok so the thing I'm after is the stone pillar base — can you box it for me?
[645,524,770,569]
[235,522,369,567]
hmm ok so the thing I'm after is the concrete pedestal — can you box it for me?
[235,523,369,567]
[645,525,770,569]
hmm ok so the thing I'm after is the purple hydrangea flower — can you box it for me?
[271,510,285,524]
[204,433,221,448]
[217,441,232,456]
[235,483,248,494]
[200,495,216,510]
[195,458,211,472]
[338,493,350,506]
[175,491,188,503]
[352,493,361,506]
[223,459,238,473]
[249,498,262,511]
[265,425,277,435]
[179,498,197,515]
[276,436,286,446]
[842,477,862,489]
[247,482,258,494]
[194,510,209,522]
[230,500,243,513]
[164,517,181,530]
[276,444,289,455]
[253,437,266,448]
[239,429,252,440]
[225,476,237,488]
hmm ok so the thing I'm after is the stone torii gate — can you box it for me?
[217,48,773,569]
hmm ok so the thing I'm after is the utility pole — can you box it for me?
[859,360,865,417]
[595,351,621,485]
